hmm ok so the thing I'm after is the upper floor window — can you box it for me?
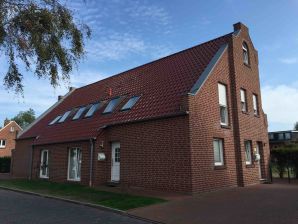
[49,115,62,125]
[242,42,249,65]
[121,96,140,111]
[218,83,228,126]
[73,107,87,120]
[240,89,247,112]
[58,111,72,123]
[252,94,259,116]
[85,103,101,118]
[103,97,121,114]
[0,139,6,148]
[10,126,15,132]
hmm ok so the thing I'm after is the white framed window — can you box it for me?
[0,140,6,149]
[240,89,247,112]
[213,139,224,166]
[278,133,284,140]
[10,126,15,132]
[218,83,228,126]
[242,42,249,65]
[40,149,49,178]
[285,133,291,140]
[244,140,252,165]
[253,94,259,116]
[68,148,82,181]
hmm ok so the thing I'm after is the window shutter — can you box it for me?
[218,84,227,106]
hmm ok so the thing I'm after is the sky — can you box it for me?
[0,0,298,131]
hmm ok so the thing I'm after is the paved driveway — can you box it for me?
[129,182,298,224]
[0,189,150,224]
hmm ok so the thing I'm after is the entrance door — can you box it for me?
[40,150,49,178]
[111,142,120,182]
[256,142,262,179]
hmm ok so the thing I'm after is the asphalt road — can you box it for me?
[0,189,151,224]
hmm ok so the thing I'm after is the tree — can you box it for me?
[0,0,91,94]
[294,122,298,131]
[11,108,36,129]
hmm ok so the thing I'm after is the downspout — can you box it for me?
[89,138,95,187]
[29,145,34,180]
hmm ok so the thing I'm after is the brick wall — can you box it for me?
[0,122,22,157]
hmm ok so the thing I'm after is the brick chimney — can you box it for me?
[233,22,249,33]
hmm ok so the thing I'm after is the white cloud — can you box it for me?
[279,57,298,64]
[262,84,298,131]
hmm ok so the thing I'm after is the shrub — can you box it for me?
[0,157,11,173]
[271,144,298,179]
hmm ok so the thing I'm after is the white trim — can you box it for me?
[39,149,49,179]
[67,147,82,182]
[213,139,224,166]
[18,88,76,138]
[0,139,6,149]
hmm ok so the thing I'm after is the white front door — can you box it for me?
[111,142,120,182]
[40,150,49,178]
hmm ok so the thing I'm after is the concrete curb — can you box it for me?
[0,186,164,224]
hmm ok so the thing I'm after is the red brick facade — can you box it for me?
[12,22,270,194]
[0,121,22,157]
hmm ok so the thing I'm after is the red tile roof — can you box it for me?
[19,32,232,145]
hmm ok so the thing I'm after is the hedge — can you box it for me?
[271,144,298,179]
[0,157,11,173]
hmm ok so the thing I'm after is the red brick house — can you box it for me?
[0,121,22,157]
[12,22,270,193]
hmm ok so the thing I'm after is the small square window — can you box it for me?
[0,140,6,149]
[85,103,101,118]
[58,111,71,123]
[49,115,62,125]
[103,98,121,114]
[285,133,291,140]
[73,107,87,120]
[121,96,140,111]
[278,133,284,140]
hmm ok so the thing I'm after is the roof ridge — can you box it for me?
[75,32,233,91]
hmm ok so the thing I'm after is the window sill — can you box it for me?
[214,165,226,170]
[67,179,81,182]
[221,125,231,129]
[254,114,260,118]
[245,164,255,168]
[241,111,249,115]
[39,176,49,179]
[243,63,251,68]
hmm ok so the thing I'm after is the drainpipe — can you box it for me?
[89,138,95,187]
[29,145,34,180]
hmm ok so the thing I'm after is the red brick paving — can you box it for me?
[129,182,298,224]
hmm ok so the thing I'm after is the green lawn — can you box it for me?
[0,179,166,210]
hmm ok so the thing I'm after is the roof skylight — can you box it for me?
[103,98,121,114]
[58,111,71,123]
[49,115,62,125]
[85,102,101,118]
[73,107,87,120]
[121,96,140,111]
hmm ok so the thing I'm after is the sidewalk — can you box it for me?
[128,183,298,224]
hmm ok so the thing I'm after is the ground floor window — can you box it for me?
[213,138,224,166]
[68,147,82,181]
[244,140,252,165]
[40,149,49,178]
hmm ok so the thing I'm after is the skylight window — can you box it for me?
[103,98,121,114]
[121,96,140,111]
[85,103,101,118]
[73,107,86,120]
[49,115,62,125]
[58,111,71,123]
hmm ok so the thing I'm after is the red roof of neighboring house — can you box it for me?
[19,32,232,145]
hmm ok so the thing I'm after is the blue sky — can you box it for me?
[1,0,298,131]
